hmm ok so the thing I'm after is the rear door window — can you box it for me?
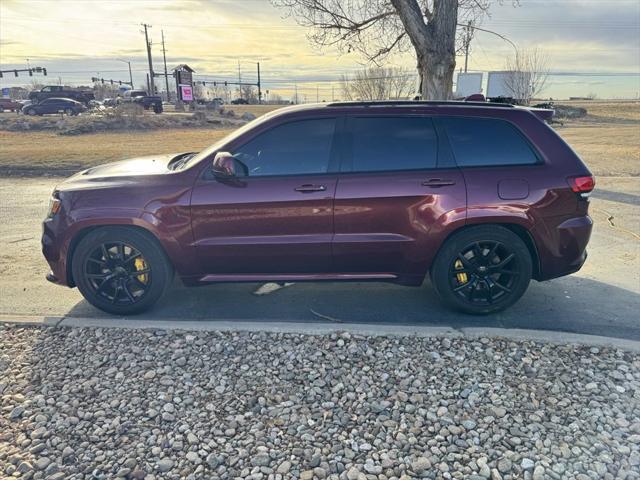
[347,116,438,172]
[442,117,539,167]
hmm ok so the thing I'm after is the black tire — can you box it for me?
[72,227,173,315]
[64,108,75,116]
[26,108,36,116]
[430,226,532,315]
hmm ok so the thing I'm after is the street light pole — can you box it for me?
[117,59,134,88]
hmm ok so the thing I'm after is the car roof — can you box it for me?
[43,97,79,102]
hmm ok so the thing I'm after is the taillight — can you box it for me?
[567,175,595,198]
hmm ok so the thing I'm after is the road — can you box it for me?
[0,176,638,339]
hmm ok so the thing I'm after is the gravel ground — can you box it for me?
[1,325,639,480]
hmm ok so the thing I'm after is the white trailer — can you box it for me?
[455,72,483,97]
[487,71,532,102]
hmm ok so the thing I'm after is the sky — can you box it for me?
[1,0,639,100]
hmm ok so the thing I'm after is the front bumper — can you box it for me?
[42,218,73,287]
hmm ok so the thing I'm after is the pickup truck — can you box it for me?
[29,86,95,105]
[121,89,163,113]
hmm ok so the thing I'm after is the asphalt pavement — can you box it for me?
[0,176,638,339]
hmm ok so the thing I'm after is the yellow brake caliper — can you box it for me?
[454,259,468,285]
[134,257,148,284]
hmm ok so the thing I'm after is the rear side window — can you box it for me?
[349,116,438,172]
[442,117,539,167]
[232,118,336,176]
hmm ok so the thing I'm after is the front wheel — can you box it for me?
[430,226,532,315]
[25,108,36,116]
[72,227,173,315]
[64,108,75,116]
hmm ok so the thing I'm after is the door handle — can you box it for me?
[422,178,456,187]
[295,184,327,193]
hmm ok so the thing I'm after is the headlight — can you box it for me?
[47,193,61,218]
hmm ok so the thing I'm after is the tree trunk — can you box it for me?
[420,52,456,100]
[392,0,458,100]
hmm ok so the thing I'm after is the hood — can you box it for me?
[56,153,187,191]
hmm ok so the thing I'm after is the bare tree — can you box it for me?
[271,0,491,100]
[341,67,414,100]
[240,85,259,104]
[503,46,550,104]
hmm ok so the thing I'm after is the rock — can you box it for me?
[251,453,271,467]
[186,451,200,463]
[34,457,51,471]
[9,406,25,420]
[277,460,291,474]
[532,465,545,480]
[521,458,535,470]
[157,458,174,472]
[497,457,512,473]
[412,457,432,472]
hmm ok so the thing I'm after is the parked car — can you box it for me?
[29,85,95,105]
[0,98,23,112]
[23,97,87,116]
[121,89,163,113]
[231,98,249,105]
[42,100,592,315]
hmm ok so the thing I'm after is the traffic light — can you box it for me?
[28,69,33,76]
[0,71,3,78]
[43,68,47,76]
[224,81,227,86]
[110,79,113,84]
[14,70,18,77]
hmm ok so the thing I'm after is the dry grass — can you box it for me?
[0,128,233,174]
[1,101,638,176]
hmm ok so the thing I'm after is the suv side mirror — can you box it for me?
[212,152,238,178]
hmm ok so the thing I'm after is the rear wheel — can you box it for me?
[72,227,173,315]
[431,226,532,314]
[25,108,36,116]
[64,108,75,116]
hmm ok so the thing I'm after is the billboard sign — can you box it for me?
[180,84,193,102]
[1,88,9,99]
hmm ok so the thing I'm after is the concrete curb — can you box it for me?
[2,314,639,352]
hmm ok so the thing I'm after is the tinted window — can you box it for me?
[443,117,539,167]
[350,117,437,172]
[232,118,335,176]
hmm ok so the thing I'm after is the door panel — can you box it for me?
[191,176,337,273]
[332,169,466,276]
[332,115,466,278]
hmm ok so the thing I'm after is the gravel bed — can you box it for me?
[0,325,639,480]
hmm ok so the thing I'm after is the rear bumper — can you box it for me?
[535,215,593,281]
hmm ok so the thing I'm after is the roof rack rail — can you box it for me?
[325,100,515,108]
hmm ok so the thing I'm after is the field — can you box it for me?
[0,101,638,176]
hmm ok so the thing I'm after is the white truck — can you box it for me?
[486,71,532,103]
[455,72,483,98]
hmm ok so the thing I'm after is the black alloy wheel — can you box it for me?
[449,240,519,306]
[431,226,532,314]
[84,242,151,306]
[72,227,173,315]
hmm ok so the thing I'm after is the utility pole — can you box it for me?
[463,21,474,73]
[161,30,170,101]
[142,23,155,94]
[256,62,262,104]
[294,84,298,104]
[237,61,241,99]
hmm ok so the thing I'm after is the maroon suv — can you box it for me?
[42,101,594,315]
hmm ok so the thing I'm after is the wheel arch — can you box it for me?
[66,224,173,287]
[433,222,541,280]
